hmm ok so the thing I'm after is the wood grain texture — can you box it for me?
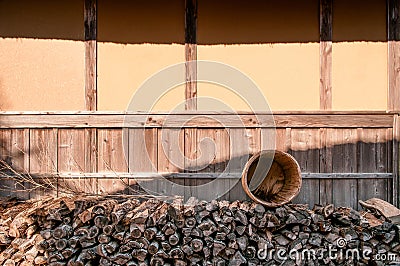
[394,115,399,207]
[0,130,28,198]
[184,128,197,199]
[84,0,97,111]
[388,0,400,111]
[320,0,332,110]
[290,129,320,207]
[227,128,259,201]
[157,128,184,196]
[128,129,158,194]
[58,129,97,195]
[357,129,391,206]
[0,113,394,128]
[29,129,58,199]
[319,128,332,205]
[84,128,98,194]
[97,129,128,194]
[194,129,217,200]
[185,0,197,110]
[330,129,358,210]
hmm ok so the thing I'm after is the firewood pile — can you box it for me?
[0,195,399,265]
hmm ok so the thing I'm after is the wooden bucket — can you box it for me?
[241,150,302,207]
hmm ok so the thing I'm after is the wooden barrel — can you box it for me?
[241,150,302,207]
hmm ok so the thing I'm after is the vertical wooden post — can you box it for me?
[185,0,198,111]
[389,0,400,207]
[394,115,399,207]
[319,0,333,110]
[84,0,98,194]
[84,0,97,111]
[388,0,400,112]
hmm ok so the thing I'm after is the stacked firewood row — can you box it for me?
[0,195,399,265]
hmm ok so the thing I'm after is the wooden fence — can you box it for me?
[0,111,398,209]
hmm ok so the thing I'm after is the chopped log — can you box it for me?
[68,236,80,249]
[61,248,76,259]
[110,253,132,265]
[161,241,171,252]
[168,232,180,246]
[149,256,164,266]
[55,239,68,250]
[131,248,147,261]
[94,244,108,257]
[169,247,184,259]
[162,222,177,236]
[94,216,109,228]
[102,224,114,236]
[184,217,196,228]
[104,241,119,254]
[190,238,203,252]
[144,227,158,240]
[359,198,400,218]
[130,223,145,238]
[148,241,159,255]
[34,255,47,265]
[97,234,111,244]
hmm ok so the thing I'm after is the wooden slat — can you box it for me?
[330,129,358,210]
[290,129,320,207]
[84,128,98,194]
[29,129,58,199]
[388,0,400,111]
[320,0,332,110]
[0,130,27,198]
[84,0,97,111]
[214,129,230,200]
[194,129,217,200]
[157,128,185,196]
[14,129,31,200]
[358,129,391,206]
[97,129,128,194]
[319,128,332,205]
[228,128,259,201]
[188,128,232,201]
[58,129,97,195]
[0,113,394,128]
[185,0,197,110]
[128,129,158,195]
[184,128,197,199]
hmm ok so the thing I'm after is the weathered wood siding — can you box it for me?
[0,112,397,209]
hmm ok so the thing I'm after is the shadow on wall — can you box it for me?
[84,139,394,210]
[0,137,395,210]
[0,0,388,44]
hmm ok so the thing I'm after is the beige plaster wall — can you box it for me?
[0,0,85,111]
[332,0,387,110]
[97,0,185,111]
[197,0,320,111]
[0,0,389,111]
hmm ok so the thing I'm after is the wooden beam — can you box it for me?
[388,0,400,112]
[0,113,395,129]
[394,115,400,206]
[185,0,198,111]
[319,0,333,110]
[84,0,97,111]
[84,0,98,194]
[4,172,393,180]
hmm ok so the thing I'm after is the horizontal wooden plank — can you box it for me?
[5,172,392,180]
[0,113,394,128]
[0,111,395,115]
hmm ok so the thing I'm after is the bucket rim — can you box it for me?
[241,150,302,207]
